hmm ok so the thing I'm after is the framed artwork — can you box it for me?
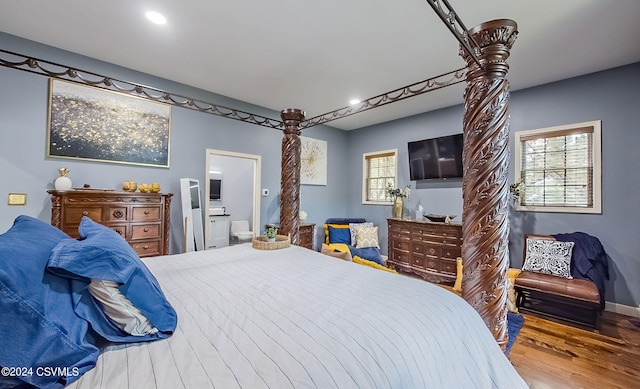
[47,79,171,167]
[300,136,327,185]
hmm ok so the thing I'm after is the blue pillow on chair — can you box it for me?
[328,225,352,244]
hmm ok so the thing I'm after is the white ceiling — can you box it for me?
[1,0,639,130]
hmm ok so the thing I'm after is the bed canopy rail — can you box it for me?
[0,49,284,130]
[301,68,466,129]
[424,0,482,68]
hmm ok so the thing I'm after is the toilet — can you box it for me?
[231,220,253,243]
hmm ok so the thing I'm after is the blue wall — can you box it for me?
[346,63,640,308]
[1,31,638,308]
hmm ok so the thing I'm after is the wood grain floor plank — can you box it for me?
[512,311,640,388]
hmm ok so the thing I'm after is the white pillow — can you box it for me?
[349,222,373,246]
[88,279,158,336]
[522,238,574,279]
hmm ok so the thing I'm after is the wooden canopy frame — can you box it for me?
[277,19,518,350]
[0,10,518,349]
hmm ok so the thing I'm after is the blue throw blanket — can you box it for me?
[553,232,609,308]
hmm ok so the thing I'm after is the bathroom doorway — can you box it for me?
[204,149,261,249]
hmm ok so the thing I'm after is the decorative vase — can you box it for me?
[54,168,73,190]
[393,196,404,219]
[267,237,276,243]
[122,180,137,192]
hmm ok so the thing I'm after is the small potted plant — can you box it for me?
[265,226,278,242]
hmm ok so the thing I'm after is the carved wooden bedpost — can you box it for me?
[460,19,518,350]
[279,108,305,246]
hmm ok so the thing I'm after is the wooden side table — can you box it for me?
[266,223,315,249]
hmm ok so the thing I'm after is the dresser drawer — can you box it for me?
[440,259,457,276]
[392,239,410,251]
[131,224,160,240]
[411,256,425,268]
[109,224,127,239]
[107,206,128,222]
[65,207,104,224]
[412,243,440,259]
[132,206,161,221]
[132,240,161,257]
[441,247,461,260]
[390,250,410,264]
[425,258,439,272]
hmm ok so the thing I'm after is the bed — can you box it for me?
[71,246,525,388]
[0,215,526,388]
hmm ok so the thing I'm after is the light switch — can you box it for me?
[262,188,269,197]
[8,193,27,206]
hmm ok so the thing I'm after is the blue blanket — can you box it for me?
[553,232,609,308]
[0,216,99,389]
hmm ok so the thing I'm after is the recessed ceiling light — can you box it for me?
[350,99,361,105]
[145,11,167,25]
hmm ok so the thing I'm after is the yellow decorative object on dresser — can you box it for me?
[122,180,137,192]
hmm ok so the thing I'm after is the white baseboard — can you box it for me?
[605,302,640,318]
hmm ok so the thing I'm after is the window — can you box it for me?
[514,120,601,213]
[362,149,397,205]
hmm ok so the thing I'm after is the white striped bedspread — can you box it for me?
[68,244,526,389]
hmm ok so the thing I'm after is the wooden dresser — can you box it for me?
[48,190,173,258]
[387,218,462,284]
[266,223,315,249]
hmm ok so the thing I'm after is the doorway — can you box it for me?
[204,149,261,248]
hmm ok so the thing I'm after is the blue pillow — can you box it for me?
[328,225,352,244]
[0,215,99,389]
[349,246,384,266]
[48,216,177,343]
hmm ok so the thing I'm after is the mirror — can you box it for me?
[205,149,261,249]
[180,178,205,252]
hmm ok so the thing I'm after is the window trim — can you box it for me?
[362,148,398,205]
[514,120,602,214]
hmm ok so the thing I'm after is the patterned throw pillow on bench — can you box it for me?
[522,238,574,279]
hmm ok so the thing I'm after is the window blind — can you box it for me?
[365,151,396,202]
[520,127,593,207]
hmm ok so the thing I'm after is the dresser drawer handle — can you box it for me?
[82,210,89,216]
[144,227,149,232]
[115,229,122,235]
[142,245,149,250]
[144,210,150,215]
[113,210,124,218]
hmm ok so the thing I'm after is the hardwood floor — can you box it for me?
[510,311,640,388]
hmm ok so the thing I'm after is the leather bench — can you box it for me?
[514,234,602,329]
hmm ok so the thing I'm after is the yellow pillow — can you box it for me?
[353,256,398,274]
[453,257,463,293]
[355,225,380,249]
[507,268,521,312]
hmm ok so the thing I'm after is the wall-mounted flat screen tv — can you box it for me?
[408,133,464,180]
